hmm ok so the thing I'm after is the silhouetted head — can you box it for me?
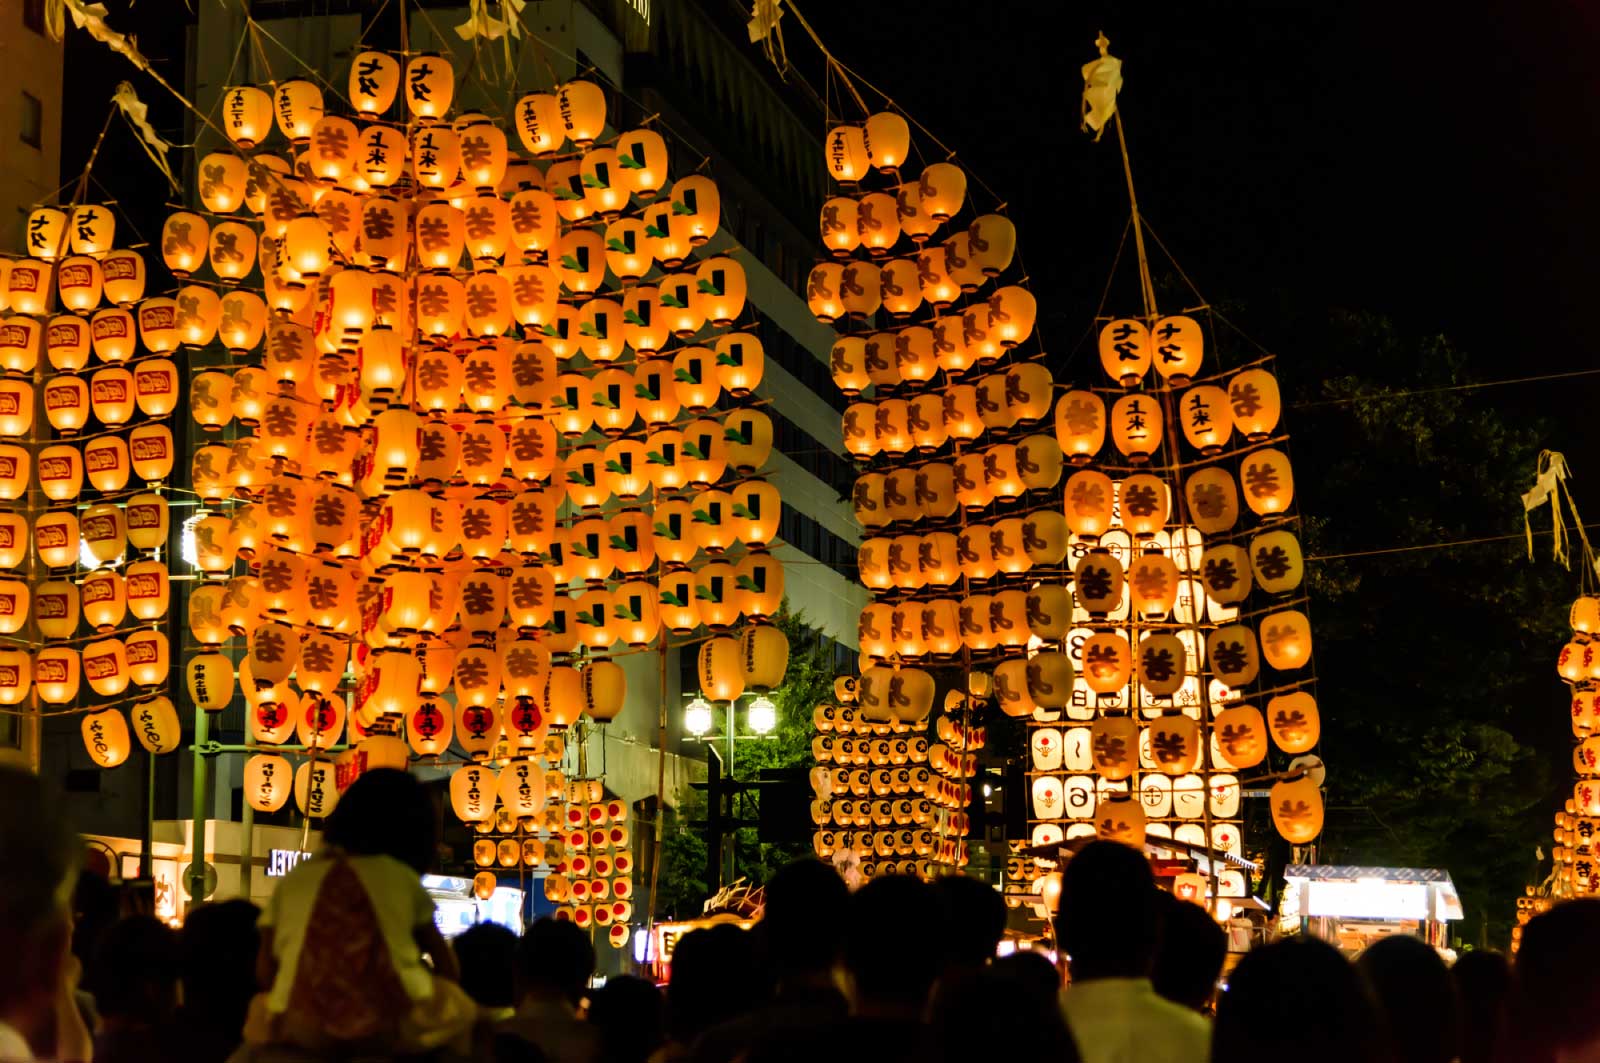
[933,962,1077,1062]
[760,858,849,982]
[516,916,595,1006]
[991,949,1061,999]
[1214,936,1392,1063]
[0,766,79,1046]
[180,898,260,1021]
[88,915,182,1023]
[454,921,519,1009]
[842,874,947,1012]
[665,924,758,1042]
[322,768,438,874]
[1059,841,1158,980]
[1151,892,1227,1011]
[588,974,665,1063]
[1509,898,1600,1062]
[1357,935,1460,1063]
[1451,949,1511,1063]
[935,874,1007,970]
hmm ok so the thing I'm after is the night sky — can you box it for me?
[788,0,1600,510]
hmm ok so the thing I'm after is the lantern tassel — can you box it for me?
[46,0,154,72]
[111,81,180,195]
[454,0,525,42]
[1523,450,1572,566]
[1080,32,1123,141]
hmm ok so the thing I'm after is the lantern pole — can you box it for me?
[187,705,211,906]
[1111,109,1158,320]
[646,635,669,941]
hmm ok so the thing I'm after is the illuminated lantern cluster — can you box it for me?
[1556,595,1600,897]
[807,675,969,874]
[0,201,185,765]
[150,55,794,948]
[813,110,1325,900]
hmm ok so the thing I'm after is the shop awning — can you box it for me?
[1282,865,1463,922]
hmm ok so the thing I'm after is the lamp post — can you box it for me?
[684,692,779,891]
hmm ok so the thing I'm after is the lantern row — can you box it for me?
[808,675,973,874]
[1555,595,1600,896]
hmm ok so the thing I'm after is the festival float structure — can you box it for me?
[799,33,1328,914]
[5,7,795,942]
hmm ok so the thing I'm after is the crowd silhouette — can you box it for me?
[3,764,1596,1062]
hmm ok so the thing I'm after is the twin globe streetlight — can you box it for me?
[683,694,777,738]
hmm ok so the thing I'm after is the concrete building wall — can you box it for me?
[0,0,64,248]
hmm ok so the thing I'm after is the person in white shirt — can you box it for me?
[0,763,93,1062]
[1057,841,1211,1063]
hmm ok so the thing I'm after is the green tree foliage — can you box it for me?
[1265,306,1575,947]
[652,604,840,918]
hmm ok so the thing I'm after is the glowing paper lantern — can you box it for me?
[81,708,131,768]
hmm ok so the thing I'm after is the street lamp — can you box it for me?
[747,695,776,736]
[684,696,713,738]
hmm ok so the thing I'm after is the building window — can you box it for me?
[23,0,44,35]
[20,92,42,148]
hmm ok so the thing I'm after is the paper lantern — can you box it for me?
[698,637,745,702]
[1074,551,1125,614]
[1260,609,1313,671]
[1147,316,1204,385]
[806,263,845,323]
[1025,584,1071,641]
[0,511,22,567]
[579,660,626,724]
[130,695,181,754]
[1212,704,1267,769]
[1082,633,1132,696]
[1198,544,1252,606]
[80,436,126,495]
[6,262,51,315]
[1063,470,1115,539]
[1099,319,1151,385]
[222,84,275,147]
[37,445,82,502]
[56,255,102,313]
[241,754,291,813]
[294,760,340,819]
[1174,385,1231,455]
[33,580,77,639]
[1229,368,1282,440]
[544,666,583,728]
[0,579,26,635]
[348,49,400,112]
[80,708,131,769]
[186,651,235,711]
[1183,467,1239,535]
[68,203,115,256]
[1267,691,1321,753]
[670,173,720,247]
[124,560,170,622]
[30,648,78,708]
[81,504,125,567]
[100,249,145,306]
[0,450,32,516]
[126,630,170,688]
[823,124,869,183]
[1207,625,1260,687]
[1119,474,1170,538]
[1027,652,1076,709]
[1241,449,1295,516]
[1089,716,1138,780]
[1249,530,1304,595]
[138,297,181,355]
[43,375,88,435]
[1110,393,1163,463]
[160,211,210,278]
[90,366,136,424]
[1271,774,1324,844]
[45,315,89,371]
[404,53,454,119]
[82,637,130,698]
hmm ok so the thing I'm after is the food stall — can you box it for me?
[1281,865,1463,954]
